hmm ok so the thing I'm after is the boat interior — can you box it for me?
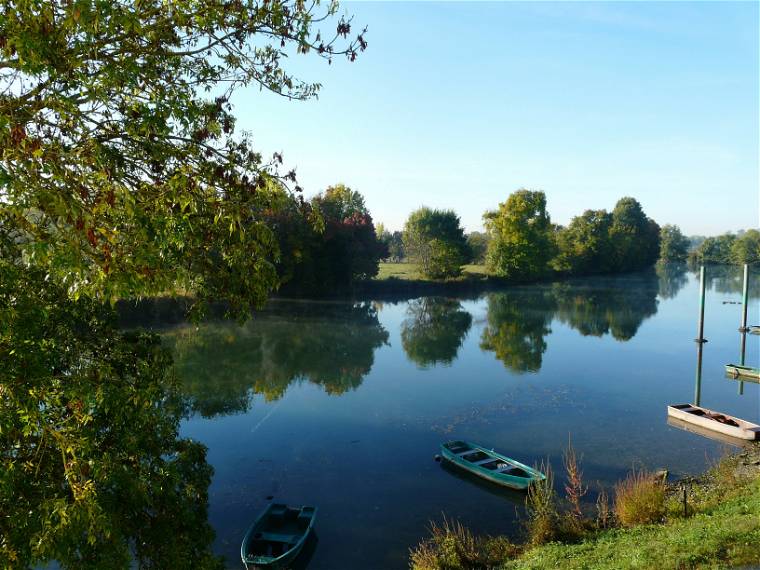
[672,404,740,427]
[444,442,530,478]
[247,505,314,558]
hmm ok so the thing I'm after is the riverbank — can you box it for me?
[411,444,760,569]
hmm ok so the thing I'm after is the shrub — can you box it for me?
[614,468,666,527]
[409,517,518,570]
[525,461,558,545]
[595,487,612,529]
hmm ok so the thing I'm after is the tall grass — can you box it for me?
[525,461,558,545]
[562,438,587,524]
[614,467,666,527]
[409,516,517,570]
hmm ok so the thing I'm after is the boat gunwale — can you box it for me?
[240,504,317,567]
[666,403,760,441]
[440,440,545,490]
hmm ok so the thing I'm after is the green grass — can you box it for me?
[375,262,488,281]
[502,477,760,570]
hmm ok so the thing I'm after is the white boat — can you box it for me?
[667,404,760,441]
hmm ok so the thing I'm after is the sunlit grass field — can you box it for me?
[376,262,488,281]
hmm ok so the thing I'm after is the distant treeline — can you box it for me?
[267,184,755,296]
[687,230,760,266]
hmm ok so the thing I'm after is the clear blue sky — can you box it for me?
[233,1,759,235]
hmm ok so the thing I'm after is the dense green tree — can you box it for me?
[400,298,472,368]
[484,189,554,279]
[403,208,470,278]
[689,233,736,264]
[376,225,405,262]
[659,224,690,262]
[608,197,660,271]
[0,239,220,569]
[271,186,385,295]
[730,229,760,264]
[1,0,366,315]
[388,230,406,262]
[553,209,613,274]
[466,231,489,265]
[311,184,386,285]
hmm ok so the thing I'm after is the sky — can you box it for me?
[232,1,759,235]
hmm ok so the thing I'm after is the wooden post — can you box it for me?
[694,341,703,406]
[695,266,707,343]
[739,264,750,332]
[738,264,749,394]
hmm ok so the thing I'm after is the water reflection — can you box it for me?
[690,263,760,296]
[401,297,473,368]
[1,277,219,568]
[554,278,659,341]
[167,301,389,418]
[480,289,555,373]
[481,272,663,372]
[656,262,689,300]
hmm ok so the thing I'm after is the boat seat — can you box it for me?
[259,532,297,543]
[473,457,497,466]
[456,449,475,456]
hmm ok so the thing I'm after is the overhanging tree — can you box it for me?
[0,0,367,313]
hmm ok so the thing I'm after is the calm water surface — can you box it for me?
[164,265,760,569]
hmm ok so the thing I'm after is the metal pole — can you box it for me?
[695,265,708,343]
[738,329,747,395]
[694,341,703,406]
[739,264,749,332]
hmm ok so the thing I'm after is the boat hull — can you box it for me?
[725,364,760,380]
[241,504,317,569]
[440,441,543,490]
[667,404,760,441]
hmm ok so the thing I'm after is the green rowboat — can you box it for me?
[241,504,316,569]
[725,363,760,380]
[440,441,545,490]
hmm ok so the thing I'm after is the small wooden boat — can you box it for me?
[667,404,760,441]
[666,416,753,448]
[241,504,317,569]
[440,441,545,490]
[749,325,759,335]
[725,364,760,380]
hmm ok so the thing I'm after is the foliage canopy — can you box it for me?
[0,0,366,314]
[403,207,470,279]
[484,190,554,280]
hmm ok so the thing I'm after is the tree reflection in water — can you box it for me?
[481,269,676,373]
[1,265,221,569]
[167,301,389,417]
[480,288,556,374]
[401,297,473,368]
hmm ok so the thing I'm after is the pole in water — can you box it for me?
[695,265,708,343]
[737,264,749,395]
[739,264,750,332]
[694,341,703,406]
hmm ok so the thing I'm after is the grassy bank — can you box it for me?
[376,263,488,281]
[411,446,760,570]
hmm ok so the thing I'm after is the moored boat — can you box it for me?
[440,441,545,490]
[725,363,760,380]
[666,416,753,448]
[241,503,317,569]
[666,404,760,441]
[749,325,759,335]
